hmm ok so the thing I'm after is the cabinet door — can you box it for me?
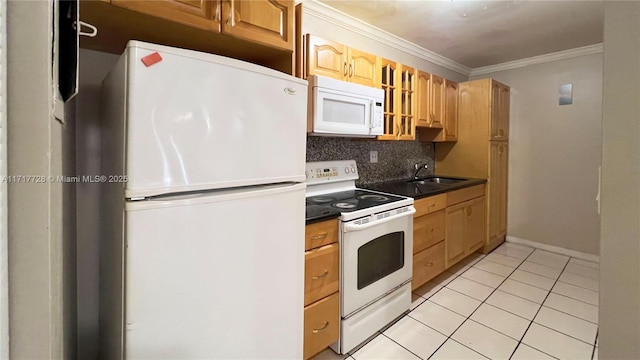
[347,48,379,88]
[412,241,445,290]
[444,79,459,141]
[221,0,294,51]
[498,84,510,141]
[488,142,508,242]
[490,81,509,140]
[413,210,445,254]
[304,293,339,359]
[445,202,466,268]
[378,59,399,140]
[498,143,509,236]
[112,0,221,32]
[398,64,416,140]
[464,196,486,253]
[416,70,432,127]
[430,75,445,128]
[305,34,346,81]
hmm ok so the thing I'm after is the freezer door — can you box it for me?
[124,42,308,198]
[124,183,304,359]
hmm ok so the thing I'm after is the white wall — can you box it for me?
[599,2,640,358]
[76,49,119,360]
[7,0,76,358]
[471,54,602,255]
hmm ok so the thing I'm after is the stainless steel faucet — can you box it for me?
[414,163,429,179]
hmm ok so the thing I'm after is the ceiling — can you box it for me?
[316,0,604,69]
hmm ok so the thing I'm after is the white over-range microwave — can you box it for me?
[307,75,384,137]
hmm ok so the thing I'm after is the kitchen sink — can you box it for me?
[409,177,467,185]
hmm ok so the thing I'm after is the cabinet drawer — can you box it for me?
[304,293,340,359]
[304,243,339,306]
[414,194,447,217]
[305,219,338,251]
[413,210,445,254]
[447,184,485,206]
[412,241,445,291]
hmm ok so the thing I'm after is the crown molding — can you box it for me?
[302,0,472,76]
[470,43,604,77]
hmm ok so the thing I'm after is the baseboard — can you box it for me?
[506,236,600,263]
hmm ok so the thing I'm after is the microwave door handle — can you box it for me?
[343,207,416,233]
[369,99,374,129]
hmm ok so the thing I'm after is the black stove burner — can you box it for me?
[357,194,389,202]
[308,196,336,204]
[333,201,357,209]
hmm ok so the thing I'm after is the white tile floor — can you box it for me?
[312,242,600,360]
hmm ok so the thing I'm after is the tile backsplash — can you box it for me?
[306,136,435,185]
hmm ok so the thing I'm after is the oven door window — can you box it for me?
[357,231,405,290]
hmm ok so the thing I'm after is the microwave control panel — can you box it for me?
[372,101,383,129]
[305,160,359,184]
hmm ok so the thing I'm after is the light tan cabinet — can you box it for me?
[304,35,379,87]
[435,78,510,253]
[379,61,415,140]
[416,71,444,129]
[443,80,459,141]
[416,75,458,143]
[111,0,221,31]
[411,194,446,290]
[445,188,486,269]
[490,81,510,141]
[304,219,339,359]
[111,0,293,50]
[221,0,294,50]
[488,142,508,249]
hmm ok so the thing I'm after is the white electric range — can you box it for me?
[305,160,416,354]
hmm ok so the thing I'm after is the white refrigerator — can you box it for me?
[99,41,307,359]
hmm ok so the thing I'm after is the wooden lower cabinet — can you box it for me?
[445,195,486,269]
[304,243,339,306]
[413,210,445,253]
[304,293,340,359]
[412,241,445,290]
[304,219,339,359]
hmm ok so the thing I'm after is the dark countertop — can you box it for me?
[361,176,487,200]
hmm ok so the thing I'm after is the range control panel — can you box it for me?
[305,160,359,184]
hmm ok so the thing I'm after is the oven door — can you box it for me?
[341,208,415,317]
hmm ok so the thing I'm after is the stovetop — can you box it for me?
[306,189,408,213]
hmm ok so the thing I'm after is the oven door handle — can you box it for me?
[343,207,416,232]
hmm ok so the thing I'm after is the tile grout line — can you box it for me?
[591,329,599,360]
[425,248,534,359]
[508,256,583,359]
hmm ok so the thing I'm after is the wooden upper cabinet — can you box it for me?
[490,80,510,141]
[347,48,380,87]
[304,35,379,86]
[112,0,221,32]
[443,79,459,141]
[305,34,347,80]
[221,0,294,51]
[430,75,445,128]
[398,64,416,140]
[378,59,400,140]
[416,70,432,127]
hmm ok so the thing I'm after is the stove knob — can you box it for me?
[345,167,350,174]
[351,166,356,173]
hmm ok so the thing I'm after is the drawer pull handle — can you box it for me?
[498,129,505,137]
[312,321,330,333]
[429,228,434,232]
[426,261,434,267]
[311,270,329,280]
[466,206,472,216]
[343,62,348,77]
[310,233,328,240]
